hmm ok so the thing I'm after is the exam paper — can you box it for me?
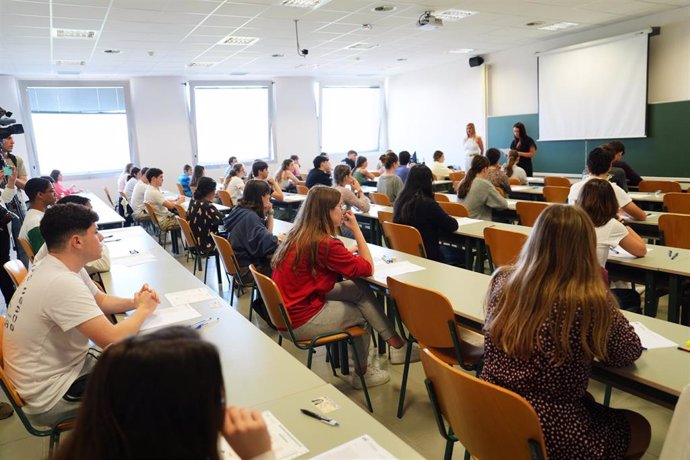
[372,260,425,284]
[630,322,678,349]
[137,304,201,331]
[165,287,215,306]
[220,411,308,460]
[311,435,396,460]
[455,217,483,227]
[609,246,653,259]
[111,252,157,266]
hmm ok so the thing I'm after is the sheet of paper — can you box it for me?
[630,321,678,349]
[220,411,308,460]
[455,217,483,227]
[111,251,157,266]
[311,435,396,460]
[372,260,425,284]
[609,246,653,259]
[165,287,215,306]
[135,304,202,331]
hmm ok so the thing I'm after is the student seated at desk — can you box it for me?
[177,164,193,197]
[130,167,150,222]
[144,167,186,231]
[190,165,206,192]
[224,163,246,205]
[568,147,647,221]
[189,177,224,256]
[305,155,333,189]
[429,150,454,180]
[223,156,238,181]
[608,140,643,188]
[352,156,375,185]
[18,177,56,252]
[290,155,303,179]
[485,148,511,195]
[272,187,413,389]
[481,205,650,460]
[252,161,284,201]
[376,151,403,203]
[457,155,508,221]
[123,167,141,201]
[503,149,528,185]
[50,169,80,200]
[333,165,370,213]
[3,204,159,427]
[394,150,412,183]
[393,165,460,264]
[53,327,275,460]
[274,158,300,193]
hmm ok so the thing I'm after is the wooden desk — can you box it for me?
[79,192,125,229]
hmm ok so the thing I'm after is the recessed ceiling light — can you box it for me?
[526,21,545,27]
[52,28,97,40]
[433,9,477,21]
[372,5,396,12]
[103,49,120,54]
[217,35,259,46]
[346,43,378,50]
[187,62,216,68]
[361,24,373,30]
[539,22,578,31]
[55,60,86,66]
[396,58,407,61]
[281,0,331,8]
[449,48,476,54]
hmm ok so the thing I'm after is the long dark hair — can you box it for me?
[238,179,270,218]
[127,167,141,182]
[513,121,527,138]
[50,169,61,182]
[193,176,217,200]
[457,155,489,199]
[393,165,433,224]
[53,327,225,460]
[575,178,619,227]
[190,165,205,187]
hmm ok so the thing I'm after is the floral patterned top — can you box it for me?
[187,199,223,255]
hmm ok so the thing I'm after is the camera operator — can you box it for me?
[0,164,19,303]
[1,135,29,267]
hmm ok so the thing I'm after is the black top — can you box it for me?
[393,196,459,262]
[305,168,333,188]
[187,199,223,256]
[510,135,537,177]
[342,158,355,169]
[612,160,642,186]
[223,207,278,267]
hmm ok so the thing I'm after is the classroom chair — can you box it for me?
[3,260,27,288]
[659,383,690,460]
[17,238,34,265]
[103,186,116,209]
[217,190,233,207]
[663,193,690,214]
[0,316,75,456]
[659,214,690,249]
[249,265,374,412]
[173,203,187,221]
[421,348,547,460]
[438,202,469,218]
[515,201,550,227]
[495,186,506,198]
[449,171,465,182]
[370,193,392,206]
[484,227,528,268]
[211,233,253,308]
[145,203,181,254]
[376,210,393,247]
[434,193,450,203]
[509,177,521,185]
[543,176,571,187]
[176,183,186,196]
[27,227,45,255]
[176,216,222,286]
[387,277,484,419]
[296,184,309,195]
[543,186,570,203]
[382,222,426,258]
[638,180,682,193]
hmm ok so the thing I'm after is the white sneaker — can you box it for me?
[351,366,390,390]
[389,342,420,365]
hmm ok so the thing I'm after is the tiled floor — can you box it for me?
[0,250,674,460]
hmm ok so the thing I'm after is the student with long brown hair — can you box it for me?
[271,186,410,388]
[274,158,300,192]
[376,151,403,203]
[502,149,528,184]
[456,155,507,220]
[510,121,537,176]
[481,205,650,460]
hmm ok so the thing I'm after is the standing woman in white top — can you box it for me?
[462,122,484,172]
[223,163,246,204]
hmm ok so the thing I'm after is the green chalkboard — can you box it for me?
[487,100,690,177]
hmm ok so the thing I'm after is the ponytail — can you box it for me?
[505,149,519,177]
[457,155,489,199]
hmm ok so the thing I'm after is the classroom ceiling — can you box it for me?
[1,0,688,78]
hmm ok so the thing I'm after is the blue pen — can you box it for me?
[671,252,679,260]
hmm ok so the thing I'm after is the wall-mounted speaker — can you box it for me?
[469,56,484,67]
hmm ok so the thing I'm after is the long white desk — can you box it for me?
[100,226,421,457]
[79,191,125,228]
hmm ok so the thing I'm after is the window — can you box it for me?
[22,84,135,176]
[190,83,273,164]
[320,86,382,154]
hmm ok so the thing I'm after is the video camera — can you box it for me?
[0,107,24,141]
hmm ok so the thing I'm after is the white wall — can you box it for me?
[386,60,486,168]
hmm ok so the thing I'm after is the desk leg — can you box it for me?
[473,240,486,273]
[643,272,658,318]
[464,237,473,269]
[667,275,680,323]
[339,342,349,375]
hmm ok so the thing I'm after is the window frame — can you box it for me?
[188,81,276,167]
[18,80,139,180]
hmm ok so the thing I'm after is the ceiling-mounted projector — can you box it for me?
[417,11,443,30]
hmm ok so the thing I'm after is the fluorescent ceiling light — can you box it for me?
[281,0,331,8]
[346,43,378,50]
[52,28,97,39]
[217,35,259,46]
[434,9,477,21]
[55,60,86,66]
[187,62,216,68]
[449,48,476,54]
[539,22,578,31]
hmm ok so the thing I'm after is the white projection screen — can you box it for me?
[538,31,650,141]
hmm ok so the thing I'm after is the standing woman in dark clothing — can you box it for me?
[510,122,537,177]
[393,165,460,264]
[187,177,223,256]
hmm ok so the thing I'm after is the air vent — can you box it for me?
[282,0,331,7]
[217,35,259,46]
[55,60,86,66]
[433,9,477,21]
[52,28,97,39]
[346,43,378,50]
[449,48,476,54]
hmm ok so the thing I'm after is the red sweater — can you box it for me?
[272,237,372,329]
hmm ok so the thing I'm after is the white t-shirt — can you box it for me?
[429,161,453,180]
[18,208,44,242]
[226,176,245,204]
[594,218,629,267]
[144,186,171,223]
[124,177,138,200]
[117,171,129,192]
[2,254,101,414]
[503,164,528,185]
[568,176,632,208]
[131,181,149,216]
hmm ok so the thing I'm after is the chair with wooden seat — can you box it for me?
[217,190,233,207]
[495,186,506,198]
[434,193,450,203]
[296,185,309,195]
[176,183,187,196]
[0,316,75,455]
[544,176,571,187]
[382,221,426,258]
[421,348,547,460]
[18,238,35,264]
[103,186,116,209]
[249,265,374,412]
[543,186,570,203]
[173,203,187,220]
[639,180,682,193]
[3,260,27,288]
[659,214,690,249]
[438,202,469,218]
[370,193,392,206]
[145,203,181,253]
[176,216,222,286]
[449,171,465,182]
[509,177,521,185]
[515,201,550,227]
[387,277,484,419]
[377,210,393,247]
[484,226,528,268]
[211,234,252,308]
[663,193,690,214]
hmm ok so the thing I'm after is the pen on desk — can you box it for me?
[105,238,122,243]
[192,317,219,330]
[671,252,679,260]
[300,409,339,426]
[677,346,690,354]
[610,248,620,255]
[668,250,672,258]
[381,255,394,264]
